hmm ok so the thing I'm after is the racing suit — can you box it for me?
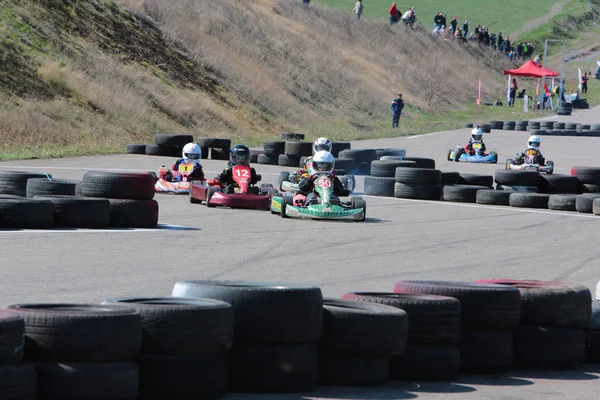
[515,148,545,165]
[464,139,486,155]
[165,159,204,181]
[297,174,348,197]
[217,162,260,193]
[296,156,313,180]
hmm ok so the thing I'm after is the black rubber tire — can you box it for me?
[514,326,585,369]
[320,298,408,358]
[565,123,577,129]
[126,144,146,154]
[570,166,600,184]
[442,185,488,203]
[171,280,323,344]
[459,330,513,373]
[281,132,305,141]
[210,147,229,160]
[370,161,406,178]
[0,198,54,229]
[553,122,566,129]
[6,304,141,362]
[509,192,550,209]
[575,193,600,213]
[458,174,493,187]
[33,196,110,229]
[393,183,440,200]
[0,364,37,400]
[465,123,473,128]
[389,345,460,381]
[355,162,371,176]
[548,194,577,211]
[474,279,592,328]
[80,171,155,200]
[364,176,395,197]
[476,189,513,205]
[331,141,351,157]
[196,138,231,149]
[278,154,300,167]
[341,293,460,346]
[394,168,441,184]
[400,157,435,169]
[101,297,233,355]
[338,149,377,163]
[108,199,159,228]
[582,183,600,193]
[154,134,194,148]
[0,171,53,197]
[144,144,179,157]
[228,344,318,393]
[333,158,357,172]
[393,281,521,330]
[26,178,78,198]
[318,356,389,387]
[494,170,541,186]
[375,148,406,159]
[586,330,600,363]
[263,141,285,156]
[138,354,227,399]
[35,361,138,400]
[441,171,461,185]
[0,311,25,365]
[249,150,262,163]
[284,141,312,157]
[257,154,278,165]
[538,174,580,194]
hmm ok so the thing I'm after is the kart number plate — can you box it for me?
[180,182,190,189]
[178,163,194,173]
[473,143,482,150]
[233,168,250,178]
[317,178,332,188]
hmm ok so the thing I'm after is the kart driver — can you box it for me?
[216,144,260,194]
[514,135,545,165]
[297,137,333,179]
[297,151,347,197]
[464,127,487,155]
[163,143,205,181]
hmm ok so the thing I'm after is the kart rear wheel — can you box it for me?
[206,186,217,208]
[351,197,367,222]
[279,172,290,191]
[446,149,455,162]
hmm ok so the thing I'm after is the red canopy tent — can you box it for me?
[503,60,559,108]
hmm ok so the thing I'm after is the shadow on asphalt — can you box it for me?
[458,374,534,386]
[510,364,600,380]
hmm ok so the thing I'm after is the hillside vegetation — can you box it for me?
[0,0,596,159]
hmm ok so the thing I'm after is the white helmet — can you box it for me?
[313,137,332,154]
[182,143,201,161]
[311,150,335,174]
[528,135,541,150]
[471,127,483,141]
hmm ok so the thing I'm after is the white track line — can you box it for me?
[359,194,600,219]
[407,130,446,139]
[0,223,196,234]
[0,166,280,176]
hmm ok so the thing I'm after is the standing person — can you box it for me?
[581,73,589,93]
[390,93,405,128]
[450,16,458,35]
[353,0,364,20]
[509,78,518,107]
[462,20,469,39]
[389,2,399,25]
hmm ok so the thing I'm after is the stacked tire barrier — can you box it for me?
[393,281,521,374]
[101,297,234,399]
[587,301,600,363]
[571,166,600,193]
[5,304,142,400]
[126,134,232,160]
[338,149,377,175]
[171,281,323,393]
[197,138,232,160]
[393,158,440,200]
[441,173,493,203]
[476,280,591,369]
[0,311,35,400]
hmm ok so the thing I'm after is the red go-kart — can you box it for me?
[189,164,275,209]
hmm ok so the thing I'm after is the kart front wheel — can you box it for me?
[490,151,498,164]
[189,188,201,204]
[206,186,217,208]
[446,149,454,161]
[546,160,554,175]
[281,198,290,218]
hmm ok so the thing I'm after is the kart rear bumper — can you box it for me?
[284,205,364,220]
[208,192,271,209]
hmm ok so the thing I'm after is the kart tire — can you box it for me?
[0,364,36,400]
[278,154,300,167]
[342,293,460,346]
[586,329,600,363]
[393,183,440,200]
[280,198,289,218]
[0,171,53,197]
[34,361,139,400]
[509,192,550,209]
[475,189,513,206]
[446,149,454,161]
[494,169,541,186]
[364,176,395,197]
[334,158,357,173]
[565,123,578,129]
[145,144,179,157]
[442,185,489,203]
[320,298,408,358]
[154,134,194,148]
[553,122,566,130]
[465,123,473,128]
[548,194,577,211]
[210,147,229,160]
[80,171,155,200]
[318,356,388,387]
[338,149,377,164]
[393,281,521,330]
[401,157,435,169]
[279,171,290,191]
[0,198,54,229]
[474,280,592,328]
[171,280,323,344]
[228,343,317,393]
[284,141,312,158]
[108,199,159,228]
[101,297,233,355]
[575,193,600,213]
[33,196,110,229]
[257,154,278,165]
[514,326,585,369]
[459,174,493,187]
[126,144,146,154]
[538,174,580,194]
[281,132,305,141]
[356,162,371,176]
[331,141,351,157]
[0,311,25,365]
[441,172,461,185]
[138,354,227,399]
[375,148,406,159]
[249,149,262,163]
[389,346,460,381]
[370,160,407,178]
[592,198,600,215]
[459,330,513,373]
[5,304,141,362]
[394,168,441,184]
[196,138,231,149]
[263,141,286,156]
[350,197,366,222]
[205,186,217,208]
[570,166,600,184]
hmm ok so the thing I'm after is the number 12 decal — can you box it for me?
[234,168,250,177]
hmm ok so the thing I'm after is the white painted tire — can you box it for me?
[596,280,600,300]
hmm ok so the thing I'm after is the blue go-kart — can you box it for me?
[447,143,498,163]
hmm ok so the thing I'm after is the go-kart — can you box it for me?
[271,173,365,221]
[447,143,498,163]
[505,153,554,174]
[189,164,275,209]
[155,162,196,193]
[279,169,355,194]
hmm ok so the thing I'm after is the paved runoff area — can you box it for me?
[1,107,600,399]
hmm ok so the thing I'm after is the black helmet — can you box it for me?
[230,144,250,166]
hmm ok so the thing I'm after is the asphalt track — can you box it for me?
[1,107,600,399]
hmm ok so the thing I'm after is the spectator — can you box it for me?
[581,73,589,93]
[450,16,457,35]
[440,13,447,29]
[302,0,310,4]
[353,0,364,20]
[389,2,399,25]
[463,20,469,38]
[434,12,441,29]
[509,78,518,107]
[390,93,405,128]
